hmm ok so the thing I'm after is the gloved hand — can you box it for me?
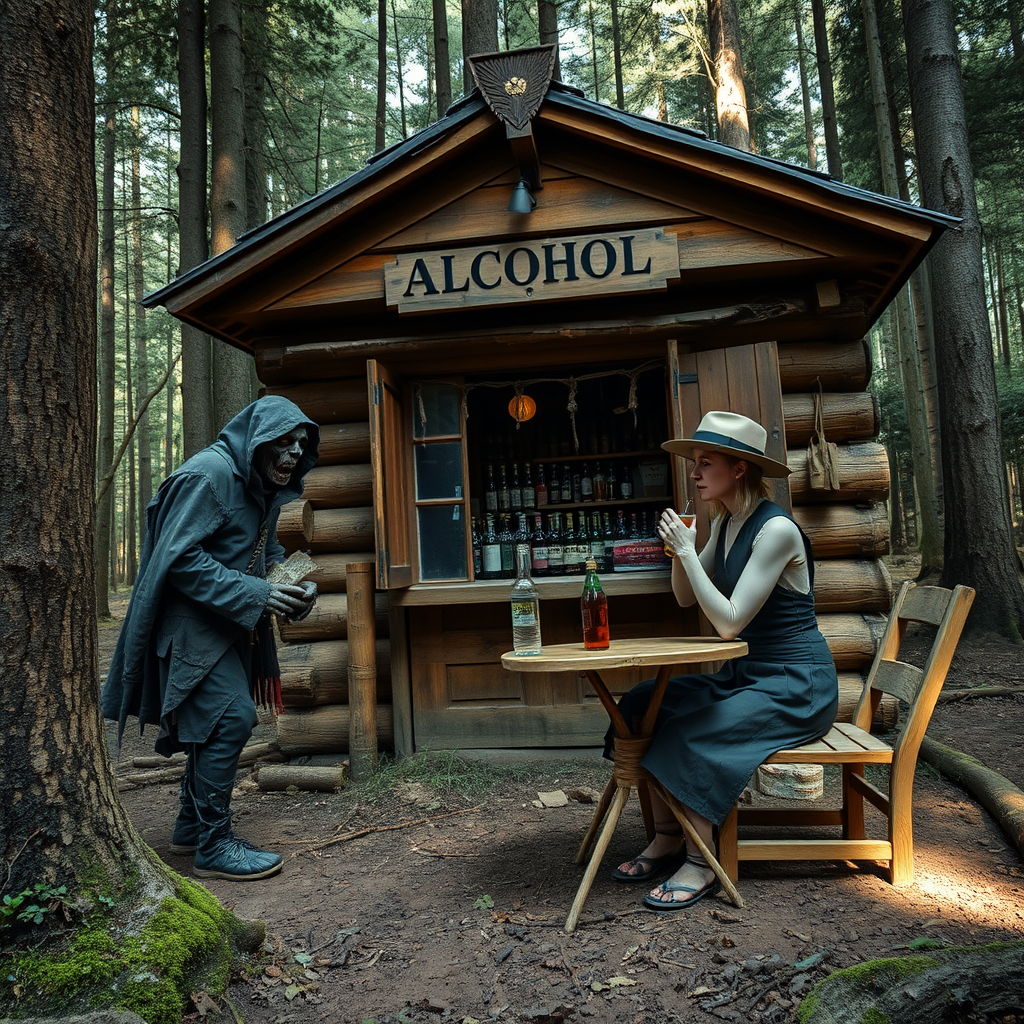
[658,506,697,558]
[266,580,318,620]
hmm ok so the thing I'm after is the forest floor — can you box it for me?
[100,555,1024,1024]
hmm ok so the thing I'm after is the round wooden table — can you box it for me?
[501,636,747,932]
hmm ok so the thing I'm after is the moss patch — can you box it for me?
[1,876,263,1024]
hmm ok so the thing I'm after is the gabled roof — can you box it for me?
[144,79,955,355]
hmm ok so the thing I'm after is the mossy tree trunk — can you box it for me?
[0,6,259,1019]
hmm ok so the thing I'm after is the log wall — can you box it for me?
[267,337,894,756]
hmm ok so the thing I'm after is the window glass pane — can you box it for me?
[415,441,464,500]
[418,505,467,580]
[413,383,461,438]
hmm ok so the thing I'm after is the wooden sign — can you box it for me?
[384,228,680,314]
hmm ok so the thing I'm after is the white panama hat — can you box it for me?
[661,410,791,478]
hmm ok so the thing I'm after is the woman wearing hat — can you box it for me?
[609,411,838,911]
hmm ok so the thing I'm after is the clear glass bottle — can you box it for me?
[510,544,542,656]
[581,558,610,649]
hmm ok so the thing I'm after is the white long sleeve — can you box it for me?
[674,515,808,640]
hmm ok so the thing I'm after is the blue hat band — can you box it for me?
[691,429,765,457]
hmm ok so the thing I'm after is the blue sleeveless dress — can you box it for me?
[606,499,839,826]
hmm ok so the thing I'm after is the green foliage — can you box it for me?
[473,893,495,910]
[0,883,71,928]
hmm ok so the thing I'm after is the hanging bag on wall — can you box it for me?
[807,378,841,491]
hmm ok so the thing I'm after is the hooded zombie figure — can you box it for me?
[103,396,321,881]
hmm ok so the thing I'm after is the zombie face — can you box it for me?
[255,427,308,488]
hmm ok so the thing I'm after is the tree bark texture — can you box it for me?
[177,0,215,456]
[432,0,452,114]
[243,0,269,233]
[794,0,816,169]
[0,0,143,898]
[209,0,256,424]
[375,0,387,151]
[904,0,1024,638]
[538,0,561,79]
[610,0,624,108]
[462,0,499,93]
[811,0,843,178]
[707,0,752,151]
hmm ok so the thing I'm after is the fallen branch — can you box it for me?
[937,686,1023,703]
[919,736,1024,861]
[296,805,483,854]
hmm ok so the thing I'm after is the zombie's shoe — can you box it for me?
[193,836,283,881]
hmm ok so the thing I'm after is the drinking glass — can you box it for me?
[663,499,695,558]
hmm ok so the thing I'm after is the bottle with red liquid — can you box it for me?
[581,558,610,649]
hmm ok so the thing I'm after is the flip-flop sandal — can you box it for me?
[642,876,720,911]
[610,849,686,883]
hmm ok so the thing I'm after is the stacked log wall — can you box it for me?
[267,377,393,754]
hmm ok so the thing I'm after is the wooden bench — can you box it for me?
[718,581,976,886]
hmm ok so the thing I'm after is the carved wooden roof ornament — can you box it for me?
[467,44,556,191]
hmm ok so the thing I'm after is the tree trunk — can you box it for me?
[794,0,816,169]
[904,0,1024,639]
[243,0,269,232]
[209,0,255,425]
[462,0,499,93]
[433,0,452,113]
[130,104,153,546]
[538,0,561,79]
[392,0,408,139]
[177,0,214,457]
[96,1,117,618]
[707,0,752,151]
[810,0,842,179]
[375,0,387,152]
[589,2,600,102]
[862,0,942,576]
[610,0,624,108]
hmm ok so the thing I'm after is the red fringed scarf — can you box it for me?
[252,612,283,717]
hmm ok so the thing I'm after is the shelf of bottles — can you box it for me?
[474,454,673,581]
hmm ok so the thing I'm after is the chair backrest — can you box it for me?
[852,582,976,755]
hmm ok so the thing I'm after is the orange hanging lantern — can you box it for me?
[508,393,537,424]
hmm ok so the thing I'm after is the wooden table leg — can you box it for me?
[658,784,745,909]
[565,784,630,933]
[575,774,618,866]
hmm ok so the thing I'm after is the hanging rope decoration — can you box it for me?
[414,360,664,441]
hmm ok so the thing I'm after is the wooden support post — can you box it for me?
[347,561,378,780]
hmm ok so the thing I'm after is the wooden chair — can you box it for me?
[718,581,975,886]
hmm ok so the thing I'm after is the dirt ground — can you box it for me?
[100,560,1024,1024]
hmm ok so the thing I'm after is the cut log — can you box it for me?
[276,591,390,642]
[279,640,393,705]
[309,506,376,553]
[777,339,870,392]
[813,558,893,614]
[836,673,897,730]
[793,503,889,558]
[277,499,314,548]
[263,378,368,424]
[276,704,395,755]
[798,942,1024,1024]
[305,551,378,593]
[315,421,371,466]
[782,391,879,446]
[818,612,886,670]
[253,764,348,793]
[788,442,890,504]
[301,463,373,508]
[919,736,1024,862]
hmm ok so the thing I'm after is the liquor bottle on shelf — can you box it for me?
[498,464,511,511]
[629,513,641,539]
[580,463,593,502]
[510,544,542,656]
[546,512,565,575]
[561,465,572,504]
[612,509,629,571]
[515,512,531,547]
[563,513,582,576]
[530,512,549,577]
[510,463,523,511]
[607,462,617,498]
[472,517,482,578]
[534,463,547,507]
[620,463,633,500]
[592,462,606,502]
[581,558,610,649]
[498,514,515,579]
[485,465,498,513]
[549,464,560,505]
[480,514,501,580]
[523,463,534,508]
[589,512,607,573]
[602,511,615,573]
[572,469,582,504]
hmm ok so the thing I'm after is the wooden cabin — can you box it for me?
[143,47,953,758]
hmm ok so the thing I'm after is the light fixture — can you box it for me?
[508,393,537,423]
[508,178,537,214]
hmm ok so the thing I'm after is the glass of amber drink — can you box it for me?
[663,499,694,557]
